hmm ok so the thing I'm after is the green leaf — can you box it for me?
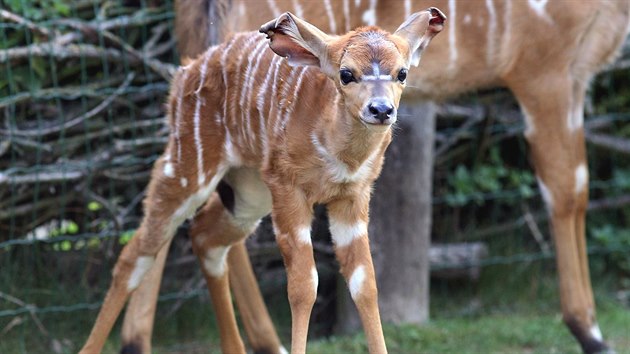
[60,240,72,251]
[88,201,103,212]
[66,221,79,234]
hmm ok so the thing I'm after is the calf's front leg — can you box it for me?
[328,195,387,354]
[269,187,317,354]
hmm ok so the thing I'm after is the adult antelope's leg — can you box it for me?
[120,237,171,354]
[328,196,386,354]
[81,157,226,353]
[269,186,316,354]
[509,74,608,354]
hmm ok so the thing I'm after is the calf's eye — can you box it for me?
[340,69,356,85]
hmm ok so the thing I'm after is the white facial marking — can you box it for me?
[203,245,231,277]
[590,324,603,341]
[363,63,392,81]
[448,0,458,71]
[537,176,553,210]
[163,162,175,178]
[127,256,155,291]
[363,75,392,81]
[311,267,319,294]
[297,226,312,245]
[180,177,188,187]
[575,164,588,194]
[329,219,367,247]
[349,265,366,300]
[528,0,549,18]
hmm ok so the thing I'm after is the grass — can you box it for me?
[309,299,630,354]
[1,255,628,353]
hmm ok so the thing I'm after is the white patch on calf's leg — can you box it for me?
[574,164,588,194]
[127,256,155,291]
[536,176,553,210]
[329,220,367,247]
[311,267,319,295]
[297,226,312,245]
[349,265,366,300]
[203,245,231,277]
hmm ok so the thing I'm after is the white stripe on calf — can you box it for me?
[193,51,213,186]
[349,265,366,300]
[127,256,155,291]
[203,245,232,277]
[329,220,367,247]
[297,226,312,245]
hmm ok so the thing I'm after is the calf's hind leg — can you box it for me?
[190,168,280,354]
[80,160,226,354]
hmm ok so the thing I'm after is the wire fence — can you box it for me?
[1,0,630,351]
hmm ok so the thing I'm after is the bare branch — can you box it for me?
[0,9,55,38]
[0,73,135,137]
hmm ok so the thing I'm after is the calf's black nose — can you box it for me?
[368,99,394,123]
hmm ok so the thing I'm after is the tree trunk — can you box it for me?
[336,102,435,333]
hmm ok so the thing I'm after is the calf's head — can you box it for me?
[260,8,445,127]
